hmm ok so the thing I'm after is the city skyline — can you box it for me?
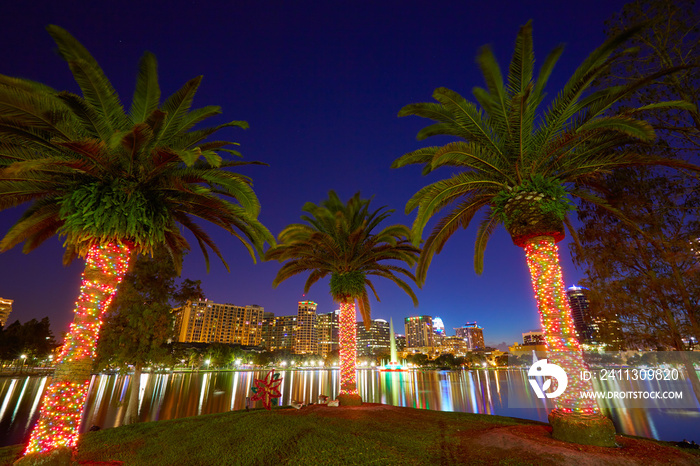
[0,0,629,347]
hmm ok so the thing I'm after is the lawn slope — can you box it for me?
[1,404,697,465]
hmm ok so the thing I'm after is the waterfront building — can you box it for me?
[173,300,264,345]
[522,331,545,345]
[261,312,277,350]
[588,314,624,350]
[440,335,469,356]
[404,316,434,348]
[566,285,593,341]
[295,301,318,354]
[317,310,339,358]
[509,330,547,358]
[433,316,445,336]
[455,322,485,350]
[566,285,624,350]
[356,318,390,356]
[0,298,12,328]
[394,334,406,352]
[276,315,298,351]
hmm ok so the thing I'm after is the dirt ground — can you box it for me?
[280,403,700,465]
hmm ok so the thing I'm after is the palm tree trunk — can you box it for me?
[338,300,357,394]
[524,237,598,413]
[22,242,131,457]
[523,237,615,445]
[125,363,143,425]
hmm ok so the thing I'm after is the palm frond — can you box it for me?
[129,52,161,124]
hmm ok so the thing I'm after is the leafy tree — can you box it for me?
[599,0,699,151]
[265,191,419,401]
[574,169,699,347]
[0,317,56,366]
[392,21,697,442]
[96,250,202,424]
[0,26,273,457]
[571,0,700,402]
[405,353,429,367]
[173,279,205,306]
[574,169,700,401]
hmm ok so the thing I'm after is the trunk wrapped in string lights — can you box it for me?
[392,22,700,447]
[0,27,273,463]
[338,301,358,394]
[265,192,420,407]
[23,243,131,456]
[504,191,616,446]
[524,238,599,414]
[331,271,364,399]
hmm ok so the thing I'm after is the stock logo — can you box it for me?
[528,359,568,399]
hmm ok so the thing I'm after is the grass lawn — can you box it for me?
[1,404,698,465]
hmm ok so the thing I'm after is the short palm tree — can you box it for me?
[0,26,273,459]
[392,21,697,445]
[265,191,419,401]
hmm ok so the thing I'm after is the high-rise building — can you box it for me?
[295,301,318,354]
[261,314,297,351]
[566,285,593,342]
[356,319,390,356]
[261,312,277,349]
[455,322,485,350]
[589,314,624,350]
[566,285,623,349]
[432,316,445,336]
[404,316,434,348]
[173,300,264,345]
[317,310,339,358]
[0,298,12,328]
[394,334,406,352]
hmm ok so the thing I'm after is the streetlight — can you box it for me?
[20,354,27,373]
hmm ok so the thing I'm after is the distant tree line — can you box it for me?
[0,317,57,368]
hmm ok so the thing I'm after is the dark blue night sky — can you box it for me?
[0,0,630,347]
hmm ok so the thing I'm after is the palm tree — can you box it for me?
[0,26,273,459]
[265,191,419,402]
[392,21,697,445]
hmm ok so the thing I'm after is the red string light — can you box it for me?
[25,242,131,455]
[338,301,358,395]
[525,237,599,414]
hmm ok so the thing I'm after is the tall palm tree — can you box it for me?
[0,26,273,459]
[392,21,697,445]
[265,191,419,402]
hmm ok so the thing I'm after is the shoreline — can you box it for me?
[2,404,699,465]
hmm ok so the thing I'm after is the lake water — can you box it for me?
[1,369,699,447]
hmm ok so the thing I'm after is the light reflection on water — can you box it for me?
[1,369,699,447]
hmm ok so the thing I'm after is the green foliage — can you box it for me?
[329,271,367,300]
[265,191,420,324]
[571,168,700,351]
[96,249,198,372]
[491,175,575,227]
[58,179,170,251]
[0,26,273,269]
[42,407,542,466]
[171,278,205,307]
[393,20,699,281]
[599,0,700,150]
[0,317,56,363]
[572,1,700,352]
